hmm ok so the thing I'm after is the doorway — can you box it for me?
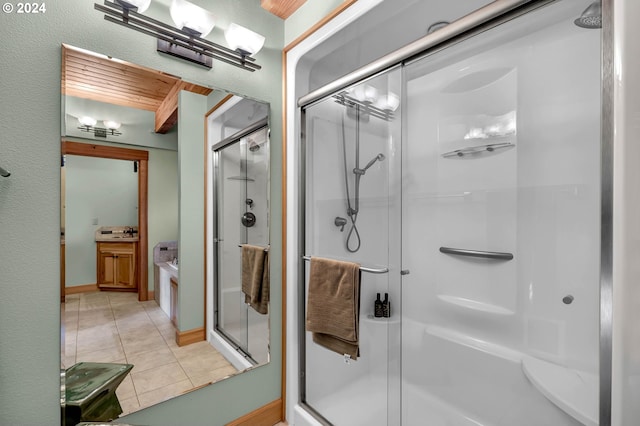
[61,140,149,301]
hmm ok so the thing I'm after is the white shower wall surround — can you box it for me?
[295,0,601,425]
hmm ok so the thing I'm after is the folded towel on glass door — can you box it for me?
[241,244,269,314]
[306,256,361,359]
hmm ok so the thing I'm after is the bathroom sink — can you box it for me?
[166,261,178,271]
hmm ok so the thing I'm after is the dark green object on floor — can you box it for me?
[65,362,134,426]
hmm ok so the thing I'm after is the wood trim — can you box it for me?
[280,48,288,421]
[61,141,149,161]
[65,283,99,295]
[280,0,359,420]
[61,141,149,302]
[205,93,235,117]
[138,158,149,302]
[283,0,358,53]
[225,399,283,426]
[148,290,155,300]
[175,327,205,347]
[61,242,66,303]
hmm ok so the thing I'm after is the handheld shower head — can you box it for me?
[575,1,601,29]
[355,153,386,175]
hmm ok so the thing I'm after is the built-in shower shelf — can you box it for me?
[437,295,515,315]
[364,314,400,325]
[522,356,598,426]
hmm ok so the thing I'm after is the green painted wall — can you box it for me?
[0,0,285,423]
[0,0,341,421]
[177,90,207,332]
[64,137,179,294]
[65,155,138,287]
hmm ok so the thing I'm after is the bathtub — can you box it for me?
[295,319,594,426]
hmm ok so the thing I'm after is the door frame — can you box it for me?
[61,140,150,301]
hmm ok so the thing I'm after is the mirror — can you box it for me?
[207,99,271,368]
[60,44,270,423]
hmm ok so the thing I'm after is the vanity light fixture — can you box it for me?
[78,116,122,137]
[94,0,263,71]
[224,23,266,57]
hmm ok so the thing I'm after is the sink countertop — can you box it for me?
[95,226,139,242]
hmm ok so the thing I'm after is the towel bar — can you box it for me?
[238,244,269,251]
[302,255,389,274]
[439,246,513,260]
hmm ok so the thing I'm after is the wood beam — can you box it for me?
[261,0,306,19]
[155,80,184,134]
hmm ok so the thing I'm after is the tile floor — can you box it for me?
[63,291,238,415]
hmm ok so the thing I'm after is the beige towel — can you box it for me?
[241,245,269,315]
[306,257,361,359]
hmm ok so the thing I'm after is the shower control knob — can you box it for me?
[241,212,256,227]
[562,295,574,305]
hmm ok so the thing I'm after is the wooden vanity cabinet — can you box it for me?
[97,242,138,291]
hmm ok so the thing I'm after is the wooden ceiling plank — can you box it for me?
[261,0,307,19]
[65,62,177,98]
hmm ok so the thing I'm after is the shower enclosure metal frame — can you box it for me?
[296,0,613,424]
[212,117,270,363]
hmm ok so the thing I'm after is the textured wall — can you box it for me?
[0,0,285,424]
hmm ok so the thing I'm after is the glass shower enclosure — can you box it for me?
[299,1,601,425]
[213,123,270,366]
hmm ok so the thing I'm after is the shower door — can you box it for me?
[400,1,600,425]
[301,69,403,425]
[213,125,270,365]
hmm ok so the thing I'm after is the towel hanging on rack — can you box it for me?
[306,256,361,359]
[241,244,270,314]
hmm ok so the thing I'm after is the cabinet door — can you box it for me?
[115,252,135,289]
[99,250,116,286]
[97,242,137,290]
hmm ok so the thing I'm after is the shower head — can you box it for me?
[359,153,386,174]
[574,1,601,29]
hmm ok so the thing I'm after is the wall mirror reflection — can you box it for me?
[60,44,271,424]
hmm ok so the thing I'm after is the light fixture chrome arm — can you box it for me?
[94,1,261,71]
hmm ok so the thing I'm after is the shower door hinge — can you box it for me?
[401,270,410,275]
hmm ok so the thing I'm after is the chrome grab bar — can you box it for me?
[302,255,389,274]
[439,247,514,260]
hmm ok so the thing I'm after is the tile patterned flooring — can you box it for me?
[63,291,238,415]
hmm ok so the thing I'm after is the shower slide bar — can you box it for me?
[440,247,514,260]
[302,255,389,274]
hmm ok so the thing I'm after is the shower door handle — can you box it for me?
[439,247,513,261]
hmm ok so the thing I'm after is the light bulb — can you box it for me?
[170,0,216,37]
[78,116,97,127]
[103,120,121,130]
[225,23,265,55]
